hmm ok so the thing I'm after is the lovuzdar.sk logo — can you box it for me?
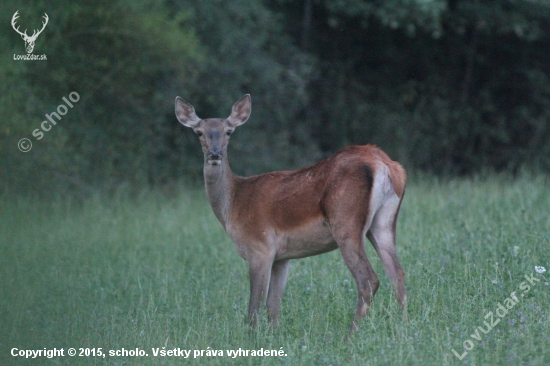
[12,10,48,61]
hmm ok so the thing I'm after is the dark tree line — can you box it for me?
[2,0,549,193]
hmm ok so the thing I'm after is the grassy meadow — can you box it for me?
[1,175,549,365]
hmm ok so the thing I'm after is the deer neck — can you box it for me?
[203,157,235,229]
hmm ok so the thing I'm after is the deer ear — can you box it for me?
[175,97,200,128]
[228,95,251,127]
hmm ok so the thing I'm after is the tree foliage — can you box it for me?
[2,0,202,191]
[272,0,550,173]
[1,0,549,194]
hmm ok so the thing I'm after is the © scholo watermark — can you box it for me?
[451,266,546,360]
[17,92,80,152]
[12,10,48,60]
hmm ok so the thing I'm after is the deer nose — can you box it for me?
[208,149,222,160]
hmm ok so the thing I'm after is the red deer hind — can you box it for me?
[175,95,407,333]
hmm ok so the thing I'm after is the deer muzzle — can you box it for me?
[207,148,223,165]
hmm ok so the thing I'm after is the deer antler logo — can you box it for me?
[11,10,49,54]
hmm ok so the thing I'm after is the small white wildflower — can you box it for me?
[491,279,498,285]
[343,279,350,285]
[535,266,547,274]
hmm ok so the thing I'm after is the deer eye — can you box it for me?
[226,130,233,136]
[196,130,203,137]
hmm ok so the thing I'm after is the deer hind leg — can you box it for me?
[322,166,380,332]
[367,194,407,309]
[333,229,379,332]
[266,259,290,326]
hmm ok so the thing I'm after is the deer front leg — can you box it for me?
[266,259,290,326]
[247,255,273,327]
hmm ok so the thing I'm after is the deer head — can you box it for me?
[12,11,49,54]
[175,95,251,166]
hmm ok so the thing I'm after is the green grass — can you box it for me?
[1,175,549,365]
